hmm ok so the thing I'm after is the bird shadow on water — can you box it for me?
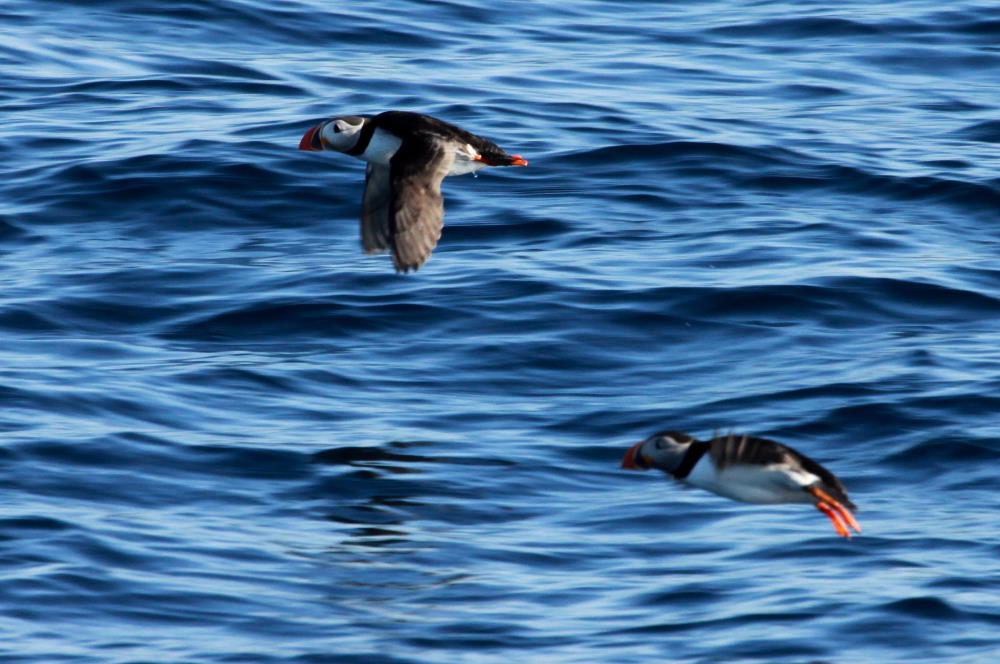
[307,441,524,545]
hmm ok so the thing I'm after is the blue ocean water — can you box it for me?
[2,0,1000,662]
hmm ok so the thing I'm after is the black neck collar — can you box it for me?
[672,441,710,480]
[345,121,377,157]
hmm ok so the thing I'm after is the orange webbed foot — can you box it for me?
[816,501,850,538]
[809,487,862,539]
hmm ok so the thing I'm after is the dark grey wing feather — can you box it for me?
[388,138,455,273]
[709,433,790,470]
[361,163,392,254]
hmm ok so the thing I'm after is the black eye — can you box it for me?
[333,124,343,133]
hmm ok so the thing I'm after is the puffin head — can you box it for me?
[299,115,367,153]
[621,430,695,472]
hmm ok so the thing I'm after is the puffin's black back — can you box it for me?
[372,111,516,164]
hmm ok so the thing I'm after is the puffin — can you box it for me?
[298,110,528,273]
[621,431,861,538]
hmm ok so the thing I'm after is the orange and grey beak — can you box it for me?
[299,123,324,151]
[621,441,646,470]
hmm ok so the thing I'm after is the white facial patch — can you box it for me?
[319,119,363,152]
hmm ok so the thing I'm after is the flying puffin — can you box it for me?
[298,110,528,273]
[621,431,861,538]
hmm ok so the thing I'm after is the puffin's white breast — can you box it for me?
[685,457,817,504]
[359,127,403,166]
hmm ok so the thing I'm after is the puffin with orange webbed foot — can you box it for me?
[621,431,861,538]
[299,111,528,273]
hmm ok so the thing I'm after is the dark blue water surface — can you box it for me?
[2,1,1000,662]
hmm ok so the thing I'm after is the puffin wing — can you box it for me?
[361,163,392,254]
[710,433,856,510]
[710,433,790,470]
[388,137,456,272]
